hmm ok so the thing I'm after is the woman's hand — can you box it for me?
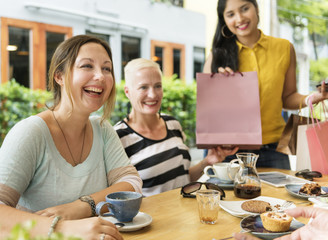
[206,146,239,165]
[275,207,328,240]
[218,67,235,76]
[58,217,123,240]
[36,200,91,220]
[312,81,328,103]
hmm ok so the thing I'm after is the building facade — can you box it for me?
[0,0,206,89]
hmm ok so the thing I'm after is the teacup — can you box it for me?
[204,162,240,183]
[96,191,142,222]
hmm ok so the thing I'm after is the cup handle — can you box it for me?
[204,166,217,178]
[96,201,113,217]
[228,159,241,180]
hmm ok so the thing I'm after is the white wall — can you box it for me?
[0,0,206,82]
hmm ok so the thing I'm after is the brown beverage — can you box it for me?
[234,184,261,199]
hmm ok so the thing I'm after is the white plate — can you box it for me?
[101,212,152,232]
[219,196,296,218]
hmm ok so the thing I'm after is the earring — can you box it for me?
[158,107,161,119]
[126,102,131,121]
[221,25,234,38]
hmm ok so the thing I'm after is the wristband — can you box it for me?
[48,216,61,237]
[304,93,314,106]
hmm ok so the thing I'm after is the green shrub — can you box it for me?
[5,220,80,240]
[0,77,197,148]
[0,80,52,146]
[162,76,196,147]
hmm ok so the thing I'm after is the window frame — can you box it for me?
[151,40,185,80]
[1,17,72,89]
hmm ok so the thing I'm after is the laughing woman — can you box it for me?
[0,35,141,240]
[114,58,237,197]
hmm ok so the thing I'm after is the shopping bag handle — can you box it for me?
[308,97,320,128]
[321,101,328,122]
[299,95,308,123]
[210,71,244,78]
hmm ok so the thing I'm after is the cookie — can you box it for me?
[241,200,272,213]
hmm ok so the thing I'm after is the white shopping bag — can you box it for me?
[296,125,312,171]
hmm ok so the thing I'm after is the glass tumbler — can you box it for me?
[196,189,221,224]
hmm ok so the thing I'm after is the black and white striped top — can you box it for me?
[114,115,191,196]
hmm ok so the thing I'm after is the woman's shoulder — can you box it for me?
[113,119,128,130]
[0,116,49,157]
[90,115,118,134]
[161,114,183,130]
[113,120,134,139]
[9,115,48,136]
[161,114,178,121]
[264,34,291,48]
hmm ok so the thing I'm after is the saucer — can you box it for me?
[101,212,152,232]
[240,214,304,240]
[206,177,234,189]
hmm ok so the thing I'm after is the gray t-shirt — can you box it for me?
[0,115,134,212]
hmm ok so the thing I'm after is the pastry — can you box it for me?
[260,211,293,232]
[299,183,321,196]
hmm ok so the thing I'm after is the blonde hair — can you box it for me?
[124,58,162,87]
[48,35,116,123]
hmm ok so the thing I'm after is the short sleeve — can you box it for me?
[100,120,131,172]
[0,117,45,196]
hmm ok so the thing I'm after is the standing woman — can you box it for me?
[203,0,328,169]
[0,35,142,239]
[115,58,237,197]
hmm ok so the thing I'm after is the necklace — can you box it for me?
[52,111,87,166]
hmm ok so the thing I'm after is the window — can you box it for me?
[173,49,181,79]
[170,0,184,7]
[8,27,30,88]
[193,47,205,79]
[153,0,184,7]
[154,47,164,71]
[151,40,185,79]
[121,36,141,79]
[86,31,110,43]
[46,32,65,89]
[1,17,72,90]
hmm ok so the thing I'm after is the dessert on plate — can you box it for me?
[260,211,293,232]
[241,200,272,213]
[299,183,321,196]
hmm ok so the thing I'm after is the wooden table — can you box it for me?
[121,168,328,240]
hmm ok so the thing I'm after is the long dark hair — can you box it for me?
[211,0,258,73]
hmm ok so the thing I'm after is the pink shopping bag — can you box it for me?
[306,101,328,174]
[196,72,262,149]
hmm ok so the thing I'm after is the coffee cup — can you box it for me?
[204,162,240,183]
[96,191,142,222]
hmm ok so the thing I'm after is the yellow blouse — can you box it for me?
[236,31,291,145]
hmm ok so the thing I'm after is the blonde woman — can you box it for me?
[114,58,237,197]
